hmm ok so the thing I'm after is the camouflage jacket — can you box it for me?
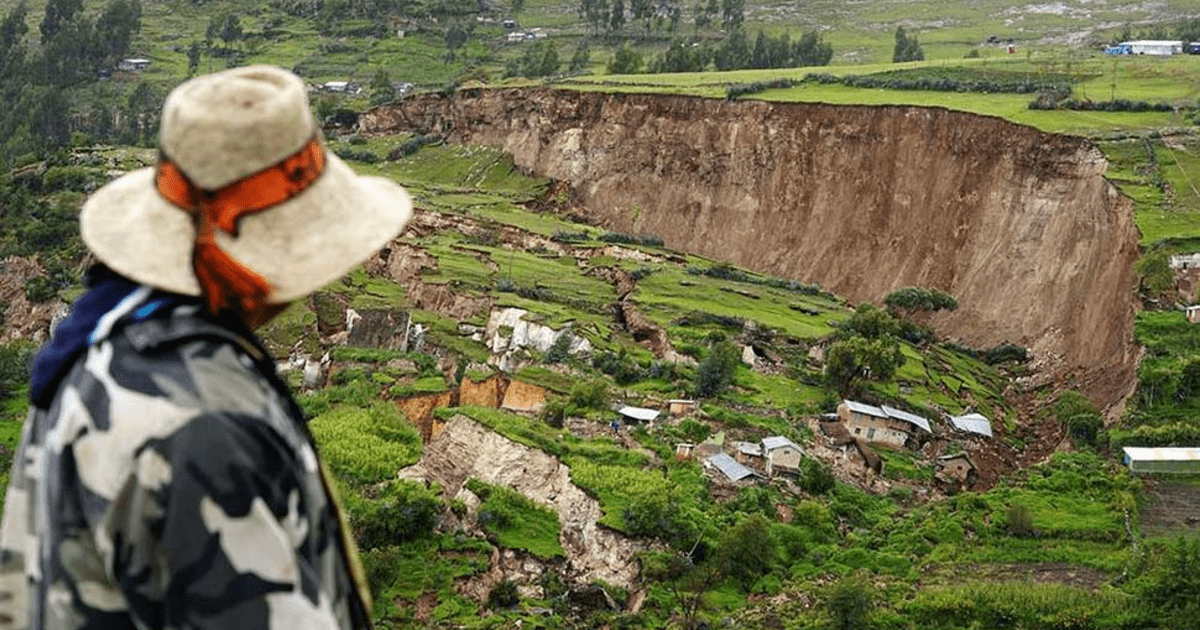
[0,279,371,630]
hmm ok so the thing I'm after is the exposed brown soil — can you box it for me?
[362,89,1142,414]
[919,562,1111,591]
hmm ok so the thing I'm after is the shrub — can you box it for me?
[487,579,520,609]
[827,575,875,630]
[693,340,740,398]
[351,480,441,548]
[1005,503,1034,537]
[800,457,836,495]
[1053,390,1103,447]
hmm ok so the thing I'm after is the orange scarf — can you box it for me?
[155,138,325,314]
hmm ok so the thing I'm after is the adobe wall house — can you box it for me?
[837,400,932,449]
[935,453,978,489]
[762,436,804,476]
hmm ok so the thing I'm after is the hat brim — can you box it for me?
[81,153,413,303]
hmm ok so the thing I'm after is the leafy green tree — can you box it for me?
[608,0,625,35]
[715,514,775,592]
[569,42,591,71]
[693,339,739,398]
[369,69,395,105]
[794,29,833,66]
[443,21,470,62]
[719,0,743,30]
[39,0,82,44]
[884,286,957,320]
[186,40,201,76]
[93,0,142,66]
[1134,249,1174,302]
[838,303,900,340]
[607,41,643,73]
[824,335,904,397]
[893,25,924,62]
[751,29,768,68]
[713,27,749,70]
[579,0,610,35]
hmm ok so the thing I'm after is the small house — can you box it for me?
[948,412,993,438]
[705,452,761,482]
[321,81,359,93]
[1122,447,1200,474]
[762,436,804,476]
[667,399,697,416]
[118,58,151,71]
[734,441,763,467]
[1188,305,1200,324]
[1106,40,1184,55]
[935,453,978,488]
[837,400,932,448]
[506,32,526,43]
[675,443,694,459]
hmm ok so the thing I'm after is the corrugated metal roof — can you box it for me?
[1123,447,1200,462]
[737,442,763,456]
[880,405,932,433]
[617,406,660,422]
[762,436,801,452]
[843,400,885,417]
[706,453,758,481]
[949,413,993,437]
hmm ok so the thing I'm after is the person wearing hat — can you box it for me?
[0,65,412,629]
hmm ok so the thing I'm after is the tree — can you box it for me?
[187,40,201,76]
[838,303,900,340]
[713,27,749,70]
[693,339,739,398]
[714,514,774,592]
[751,29,768,68]
[569,42,591,71]
[443,21,470,62]
[607,41,643,74]
[824,335,904,397]
[579,0,610,35]
[39,0,82,44]
[608,0,625,36]
[893,25,924,62]
[719,0,743,31]
[93,0,142,67]
[794,29,833,66]
[369,69,394,105]
[883,286,958,321]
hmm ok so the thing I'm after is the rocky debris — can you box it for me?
[484,307,592,371]
[398,415,650,590]
[0,256,66,345]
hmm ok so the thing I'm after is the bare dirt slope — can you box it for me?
[363,89,1142,410]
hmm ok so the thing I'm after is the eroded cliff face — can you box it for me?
[362,89,1141,410]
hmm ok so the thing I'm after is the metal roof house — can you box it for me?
[1122,447,1200,474]
[1105,40,1184,55]
[762,436,804,476]
[705,452,760,482]
[949,413,993,438]
[837,400,932,448]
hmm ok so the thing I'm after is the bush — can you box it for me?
[693,340,740,398]
[351,480,441,548]
[487,579,520,609]
[800,457,835,495]
[827,575,875,630]
[1053,390,1102,447]
[1005,503,1034,537]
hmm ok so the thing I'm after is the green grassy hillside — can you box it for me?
[2,0,1200,628]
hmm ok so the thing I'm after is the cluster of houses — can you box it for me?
[616,397,995,491]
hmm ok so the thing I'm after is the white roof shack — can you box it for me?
[1123,447,1200,474]
[706,452,760,482]
[949,413,993,438]
[617,406,660,423]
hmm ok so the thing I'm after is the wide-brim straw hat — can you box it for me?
[80,65,413,304]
